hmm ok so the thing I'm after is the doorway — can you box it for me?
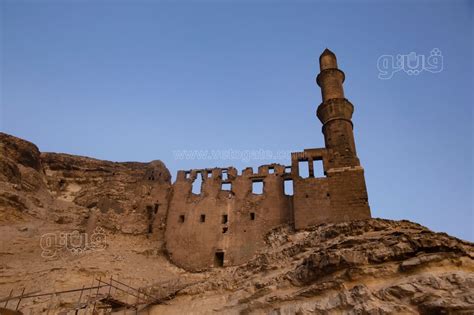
[214,251,224,267]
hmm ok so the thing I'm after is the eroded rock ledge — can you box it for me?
[152,219,474,314]
[0,132,171,236]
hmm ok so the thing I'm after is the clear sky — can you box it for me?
[1,0,472,241]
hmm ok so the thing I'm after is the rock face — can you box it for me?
[41,153,171,236]
[0,133,50,219]
[149,219,474,314]
[0,132,171,238]
[0,132,472,314]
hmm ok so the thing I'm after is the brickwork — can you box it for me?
[164,164,292,271]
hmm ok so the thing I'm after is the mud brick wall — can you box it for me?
[165,164,292,271]
[291,147,370,229]
[293,176,331,229]
[326,166,371,222]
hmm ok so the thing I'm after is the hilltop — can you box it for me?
[0,132,472,314]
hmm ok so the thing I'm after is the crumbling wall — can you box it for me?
[291,148,370,229]
[164,164,292,271]
[165,145,371,271]
[326,165,370,222]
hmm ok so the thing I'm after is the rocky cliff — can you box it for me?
[0,132,472,314]
[151,219,473,314]
[0,132,171,237]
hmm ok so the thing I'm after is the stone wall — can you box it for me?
[164,164,293,271]
[165,146,371,271]
[291,148,370,229]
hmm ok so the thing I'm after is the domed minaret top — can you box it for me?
[316,48,345,101]
[319,48,338,71]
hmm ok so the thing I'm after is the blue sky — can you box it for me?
[1,0,472,241]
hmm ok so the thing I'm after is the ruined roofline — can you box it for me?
[175,147,328,174]
[173,146,334,185]
[175,163,294,183]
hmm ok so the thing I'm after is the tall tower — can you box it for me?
[292,48,371,229]
[316,49,360,168]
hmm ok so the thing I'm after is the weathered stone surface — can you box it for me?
[153,219,474,314]
[0,133,52,221]
[41,152,171,235]
[0,132,171,236]
[165,164,293,271]
[0,132,42,172]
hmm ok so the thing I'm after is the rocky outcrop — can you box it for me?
[0,133,51,221]
[0,132,171,237]
[0,133,42,173]
[149,219,474,314]
[41,152,171,235]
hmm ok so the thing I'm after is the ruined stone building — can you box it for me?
[164,49,372,271]
[0,49,370,273]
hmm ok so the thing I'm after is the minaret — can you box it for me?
[316,49,360,168]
